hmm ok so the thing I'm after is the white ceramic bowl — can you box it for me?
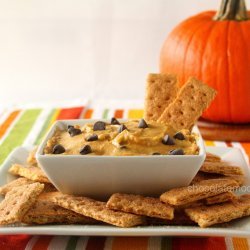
[36,119,206,199]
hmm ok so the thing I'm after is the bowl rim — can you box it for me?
[36,119,206,159]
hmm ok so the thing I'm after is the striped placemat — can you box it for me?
[0,103,249,250]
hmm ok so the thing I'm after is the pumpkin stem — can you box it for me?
[214,0,248,21]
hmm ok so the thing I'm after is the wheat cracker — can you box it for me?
[9,164,50,183]
[160,178,239,206]
[144,73,179,121]
[107,193,174,220]
[22,193,96,225]
[185,194,250,227]
[48,192,144,227]
[158,77,217,130]
[0,183,44,225]
[205,191,236,205]
[205,152,221,162]
[200,162,244,176]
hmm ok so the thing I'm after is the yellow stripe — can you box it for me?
[205,140,216,146]
[48,109,60,127]
[34,109,60,145]
[128,109,144,119]
[232,238,248,250]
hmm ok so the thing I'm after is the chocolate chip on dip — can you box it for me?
[118,124,127,133]
[80,145,92,155]
[138,119,148,128]
[162,135,175,145]
[152,152,161,155]
[111,117,120,125]
[85,134,98,142]
[169,149,184,155]
[52,144,65,154]
[173,132,185,140]
[68,127,82,137]
[93,121,106,131]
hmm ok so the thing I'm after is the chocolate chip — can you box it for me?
[162,135,175,145]
[120,145,127,150]
[152,152,161,155]
[85,134,98,142]
[169,149,184,155]
[80,145,92,155]
[52,144,65,154]
[67,125,74,130]
[138,119,148,128]
[68,127,82,137]
[111,117,120,125]
[93,121,106,131]
[118,124,127,133]
[173,132,185,140]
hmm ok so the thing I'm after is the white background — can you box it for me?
[1,0,250,105]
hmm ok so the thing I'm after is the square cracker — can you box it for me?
[106,193,174,220]
[0,178,56,196]
[185,194,250,227]
[0,178,35,195]
[0,183,44,225]
[144,73,179,121]
[9,164,50,183]
[205,191,236,205]
[190,172,223,184]
[205,152,221,162]
[158,77,217,130]
[191,171,244,186]
[22,193,96,225]
[48,192,144,227]
[160,178,239,206]
[147,210,195,226]
[200,161,244,176]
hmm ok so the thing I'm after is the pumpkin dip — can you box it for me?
[44,118,199,156]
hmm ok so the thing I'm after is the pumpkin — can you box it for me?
[160,0,250,123]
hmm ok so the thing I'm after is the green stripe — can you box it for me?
[65,236,79,250]
[161,237,172,250]
[34,109,56,145]
[102,109,109,119]
[0,109,41,165]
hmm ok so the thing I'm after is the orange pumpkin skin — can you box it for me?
[160,11,250,123]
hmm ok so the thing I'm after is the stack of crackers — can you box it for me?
[0,73,249,228]
[144,74,217,130]
[0,149,248,228]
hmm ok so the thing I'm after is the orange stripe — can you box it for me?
[32,236,53,250]
[173,237,226,250]
[232,238,248,250]
[112,237,148,250]
[114,109,124,118]
[128,109,144,119]
[56,106,84,120]
[0,235,31,250]
[0,110,20,139]
[241,142,250,159]
[84,109,93,119]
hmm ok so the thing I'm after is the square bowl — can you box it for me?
[36,119,206,199]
